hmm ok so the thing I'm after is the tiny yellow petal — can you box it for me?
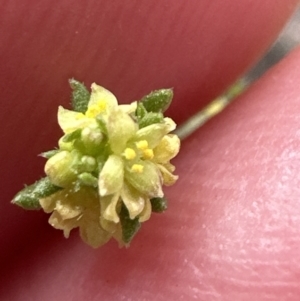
[142,149,154,160]
[100,194,120,223]
[121,184,145,220]
[158,164,178,186]
[139,199,152,222]
[39,194,57,213]
[163,117,176,132]
[124,148,136,160]
[55,200,82,220]
[136,140,148,150]
[119,101,137,114]
[79,217,112,248]
[134,123,172,149]
[100,216,118,234]
[48,211,78,238]
[131,164,144,173]
[153,134,180,163]
[99,154,124,196]
[106,108,137,154]
[58,106,93,134]
[89,83,118,113]
[75,114,85,120]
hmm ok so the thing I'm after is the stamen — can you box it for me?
[136,140,148,150]
[124,148,136,160]
[131,164,144,173]
[85,100,107,118]
[143,149,154,160]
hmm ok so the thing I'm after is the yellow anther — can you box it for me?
[124,148,136,160]
[131,164,144,173]
[136,140,148,150]
[143,148,154,160]
[85,100,107,118]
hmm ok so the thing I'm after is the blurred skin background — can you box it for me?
[1,1,300,300]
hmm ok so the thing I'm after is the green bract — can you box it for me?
[12,80,180,248]
[69,79,90,113]
[140,89,173,113]
[12,177,61,210]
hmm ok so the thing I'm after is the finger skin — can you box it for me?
[2,47,300,300]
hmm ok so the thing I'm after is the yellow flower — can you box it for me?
[41,83,180,247]
[57,83,136,134]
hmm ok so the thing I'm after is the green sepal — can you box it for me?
[140,89,173,113]
[135,102,147,120]
[119,203,141,244]
[150,197,168,212]
[40,149,59,159]
[12,177,62,210]
[62,129,82,143]
[138,112,164,128]
[69,79,90,113]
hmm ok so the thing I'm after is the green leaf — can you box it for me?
[138,112,164,128]
[69,79,90,113]
[12,177,62,210]
[150,197,168,212]
[40,149,59,159]
[140,89,173,113]
[62,128,82,143]
[119,203,141,244]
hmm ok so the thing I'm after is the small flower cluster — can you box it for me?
[12,80,180,248]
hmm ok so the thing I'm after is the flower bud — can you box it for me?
[81,155,97,172]
[58,137,73,151]
[81,127,103,155]
[45,151,78,187]
[78,172,98,187]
